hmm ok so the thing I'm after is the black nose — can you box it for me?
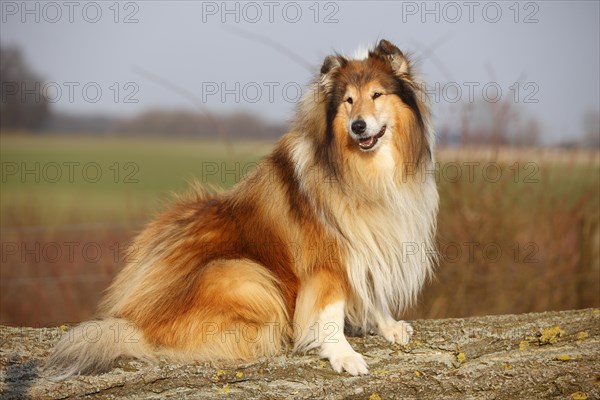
[351,119,367,135]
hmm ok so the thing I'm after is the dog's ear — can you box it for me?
[319,54,346,93]
[320,54,346,75]
[372,39,410,76]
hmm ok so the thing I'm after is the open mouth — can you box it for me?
[357,125,386,151]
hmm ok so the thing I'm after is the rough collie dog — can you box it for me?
[46,39,438,377]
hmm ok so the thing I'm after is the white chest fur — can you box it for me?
[332,171,438,330]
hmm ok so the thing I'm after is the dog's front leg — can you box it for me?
[375,309,414,345]
[316,299,368,375]
[293,272,368,375]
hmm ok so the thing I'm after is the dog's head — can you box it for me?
[318,40,430,169]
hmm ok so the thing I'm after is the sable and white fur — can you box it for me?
[46,39,438,378]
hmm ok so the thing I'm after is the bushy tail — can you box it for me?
[44,318,153,380]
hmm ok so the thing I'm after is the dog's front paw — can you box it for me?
[328,350,369,376]
[379,320,414,345]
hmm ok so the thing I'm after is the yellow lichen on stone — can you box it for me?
[218,384,230,393]
[235,371,244,378]
[519,341,530,350]
[540,326,565,344]
[571,391,588,400]
[577,331,589,341]
[502,362,513,370]
[456,352,466,363]
[213,369,226,382]
[555,355,572,361]
[319,361,327,369]
[415,370,422,377]
[369,393,382,400]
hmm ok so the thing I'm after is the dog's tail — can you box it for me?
[44,317,153,380]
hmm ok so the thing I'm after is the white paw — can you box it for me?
[328,350,369,375]
[379,320,414,345]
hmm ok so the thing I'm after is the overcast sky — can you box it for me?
[1,1,598,144]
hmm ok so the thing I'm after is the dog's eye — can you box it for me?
[372,92,382,99]
[346,97,353,104]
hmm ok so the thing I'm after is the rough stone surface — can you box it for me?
[1,309,599,399]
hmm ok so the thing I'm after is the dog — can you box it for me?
[46,39,438,377]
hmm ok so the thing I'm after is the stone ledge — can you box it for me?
[1,309,599,399]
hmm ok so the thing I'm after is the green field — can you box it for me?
[1,134,599,326]
[1,135,273,227]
